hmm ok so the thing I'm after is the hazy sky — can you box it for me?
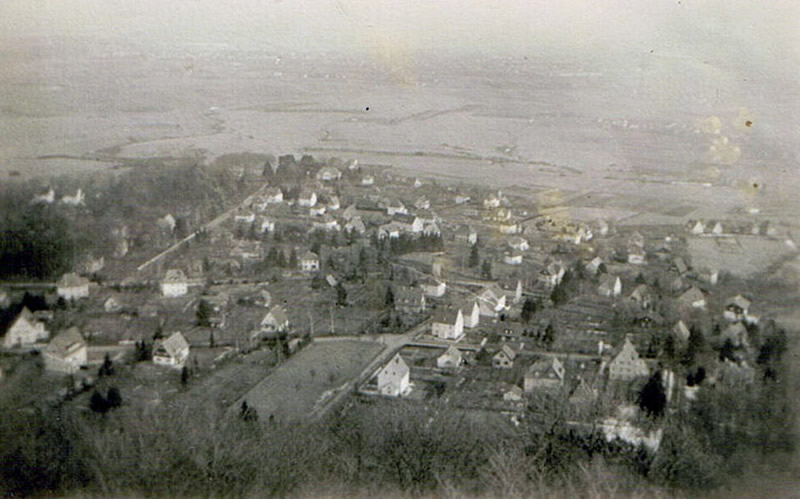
[2,0,797,67]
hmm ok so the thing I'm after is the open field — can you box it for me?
[687,235,796,278]
[234,339,384,421]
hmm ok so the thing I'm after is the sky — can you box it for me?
[1,0,798,70]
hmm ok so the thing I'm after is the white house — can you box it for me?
[160,269,189,297]
[508,236,529,251]
[437,345,463,368]
[2,308,49,349]
[257,217,276,234]
[31,188,55,204]
[492,345,516,369]
[421,279,446,298]
[157,213,176,233]
[477,286,508,317]
[538,263,566,288]
[414,196,430,210]
[678,286,706,310]
[298,189,317,207]
[483,193,501,209]
[56,273,90,301]
[431,308,464,340]
[61,188,85,206]
[503,251,523,265]
[497,222,520,234]
[234,211,256,224]
[377,353,410,397]
[264,187,284,204]
[587,256,604,275]
[385,200,407,216]
[309,205,326,217]
[316,166,342,181]
[597,275,622,298]
[608,337,649,381]
[524,357,566,392]
[153,332,190,369]
[361,175,375,186]
[312,216,340,232]
[423,223,441,237]
[724,295,751,322]
[43,327,87,374]
[344,217,366,235]
[455,225,478,245]
[260,305,289,334]
[299,251,320,272]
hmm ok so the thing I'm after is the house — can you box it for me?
[312,215,340,232]
[508,236,529,251]
[437,345,463,368]
[503,251,523,265]
[299,251,320,272]
[587,256,604,275]
[414,196,430,210]
[459,299,481,328]
[43,327,87,374]
[454,194,471,205]
[344,217,366,235]
[361,174,375,186]
[327,196,341,211]
[477,286,508,317]
[492,344,516,369]
[160,269,189,297]
[483,193,501,209]
[724,295,751,322]
[698,268,719,286]
[596,219,610,237]
[31,188,55,204]
[608,337,649,381]
[597,275,622,297]
[413,178,423,188]
[504,385,524,402]
[298,189,317,207]
[257,217,275,234]
[394,287,426,314]
[264,187,284,204]
[377,353,410,397]
[633,310,664,328]
[0,289,9,309]
[423,223,441,237]
[627,247,646,265]
[309,205,326,217]
[497,222,520,234]
[455,225,478,245]
[385,200,407,216]
[377,222,403,240]
[687,220,705,235]
[260,305,289,334]
[431,308,464,340]
[628,284,653,309]
[628,231,645,249]
[710,221,724,236]
[316,166,342,181]
[673,257,688,275]
[152,332,190,368]
[421,279,446,298]
[104,297,122,313]
[56,273,90,301]
[569,377,598,405]
[678,286,706,310]
[157,213,176,233]
[721,323,749,348]
[234,210,256,224]
[524,357,565,392]
[672,320,691,344]
[538,262,566,288]
[2,308,49,348]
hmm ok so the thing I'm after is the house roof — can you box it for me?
[726,294,751,310]
[300,251,319,261]
[395,286,424,304]
[58,273,89,288]
[439,345,463,362]
[45,327,85,357]
[495,344,517,361]
[433,307,461,324]
[679,286,705,303]
[527,357,564,380]
[158,332,189,357]
[672,321,691,342]
[598,274,619,290]
[163,269,187,283]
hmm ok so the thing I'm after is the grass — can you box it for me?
[236,339,384,421]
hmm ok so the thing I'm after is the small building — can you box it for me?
[673,257,688,275]
[437,345,463,368]
[309,205,326,217]
[421,279,446,298]
[627,248,646,265]
[483,193,501,209]
[504,385,524,402]
[477,286,508,317]
[538,262,566,288]
[628,284,653,309]
[492,344,516,369]
[724,295,751,322]
[569,377,598,405]
[672,320,691,344]
[299,251,320,272]
[524,357,565,392]
[721,323,749,349]
[688,220,705,235]
[587,256,604,275]
[157,213,176,233]
[316,166,342,181]
[459,300,480,329]
[2,307,49,349]
[385,200,407,216]
[104,297,122,313]
[710,221,724,236]
[261,305,289,334]
[431,308,464,341]
[508,236,529,251]
[312,216,340,232]
[153,332,190,369]
[160,269,189,297]
[597,275,622,298]
[503,251,523,265]
[234,210,256,224]
[497,222,520,234]
[414,196,430,210]
[264,187,284,204]
[378,353,410,397]
[500,278,524,304]
[394,287,426,314]
[43,327,87,374]
[344,217,366,235]
[423,223,441,237]
[361,175,375,186]
[56,273,90,301]
[608,337,649,381]
[298,189,317,207]
[455,225,478,245]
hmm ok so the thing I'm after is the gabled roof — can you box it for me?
[163,269,187,283]
[672,321,691,342]
[157,332,189,357]
[527,357,564,380]
[300,251,319,261]
[395,286,424,304]
[58,273,89,288]
[433,307,461,324]
[45,327,85,358]
[265,305,288,325]
[678,286,705,303]
[495,344,516,361]
[439,345,463,363]
[726,294,751,310]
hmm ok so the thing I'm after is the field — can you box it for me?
[235,339,384,422]
[687,235,795,278]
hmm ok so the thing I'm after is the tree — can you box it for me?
[89,391,109,414]
[543,323,555,349]
[181,365,190,385]
[289,247,298,269]
[209,331,216,348]
[481,259,492,279]
[469,243,480,268]
[98,353,115,377]
[718,338,736,362]
[336,282,348,307]
[638,371,667,418]
[240,400,258,422]
[683,326,706,366]
[385,286,395,307]
[106,387,122,409]
[153,324,164,341]
[550,283,569,307]
[276,249,286,268]
[134,340,152,362]
[520,297,537,323]
[196,299,213,327]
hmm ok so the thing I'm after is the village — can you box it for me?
[0,153,793,454]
